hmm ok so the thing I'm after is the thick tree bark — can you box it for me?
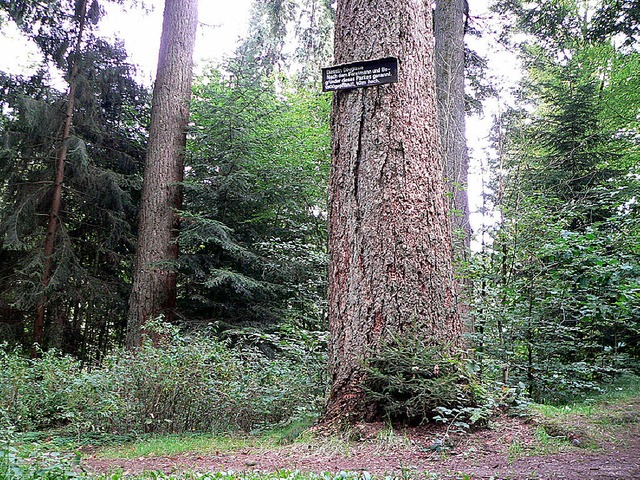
[435,0,470,251]
[33,0,88,357]
[126,0,198,349]
[324,0,462,423]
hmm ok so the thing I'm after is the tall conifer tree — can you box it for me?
[33,0,89,356]
[324,0,462,422]
[435,0,470,252]
[1,0,148,358]
[126,0,198,348]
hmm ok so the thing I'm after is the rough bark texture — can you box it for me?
[324,0,462,423]
[33,0,88,357]
[435,0,471,251]
[126,0,198,349]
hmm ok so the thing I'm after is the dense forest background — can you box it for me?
[0,0,639,434]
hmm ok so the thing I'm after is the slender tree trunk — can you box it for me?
[435,0,472,338]
[126,0,198,349]
[324,0,462,423]
[33,0,88,357]
[435,0,470,252]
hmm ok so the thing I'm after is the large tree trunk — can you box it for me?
[126,0,198,349]
[435,0,470,252]
[33,0,88,357]
[324,0,462,423]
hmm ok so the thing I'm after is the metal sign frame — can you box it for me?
[322,57,399,92]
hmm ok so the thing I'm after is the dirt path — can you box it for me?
[85,400,640,479]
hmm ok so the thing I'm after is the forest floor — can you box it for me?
[84,397,640,479]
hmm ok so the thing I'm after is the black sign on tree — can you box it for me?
[322,57,398,92]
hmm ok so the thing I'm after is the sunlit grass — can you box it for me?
[95,417,326,460]
[527,425,572,456]
[507,437,524,463]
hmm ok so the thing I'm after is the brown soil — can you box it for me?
[84,399,640,479]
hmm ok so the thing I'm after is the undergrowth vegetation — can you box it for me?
[0,321,327,436]
[533,372,640,419]
[2,373,638,479]
[362,335,490,428]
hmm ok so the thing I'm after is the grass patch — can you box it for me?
[529,373,640,453]
[375,422,411,449]
[262,418,318,446]
[507,437,524,462]
[533,373,640,418]
[528,425,572,455]
[96,433,272,459]
[95,419,319,460]
[16,430,141,450]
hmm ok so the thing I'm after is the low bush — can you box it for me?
[362,334,485,426]
[0,323,327,436]
[0,347,83,431]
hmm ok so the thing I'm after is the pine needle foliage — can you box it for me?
[0,9,149,360]
[363,334,478,423]
[180,64,330,330]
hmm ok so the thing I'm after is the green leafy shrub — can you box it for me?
[0,345,83,431]
[0,323,327,436]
